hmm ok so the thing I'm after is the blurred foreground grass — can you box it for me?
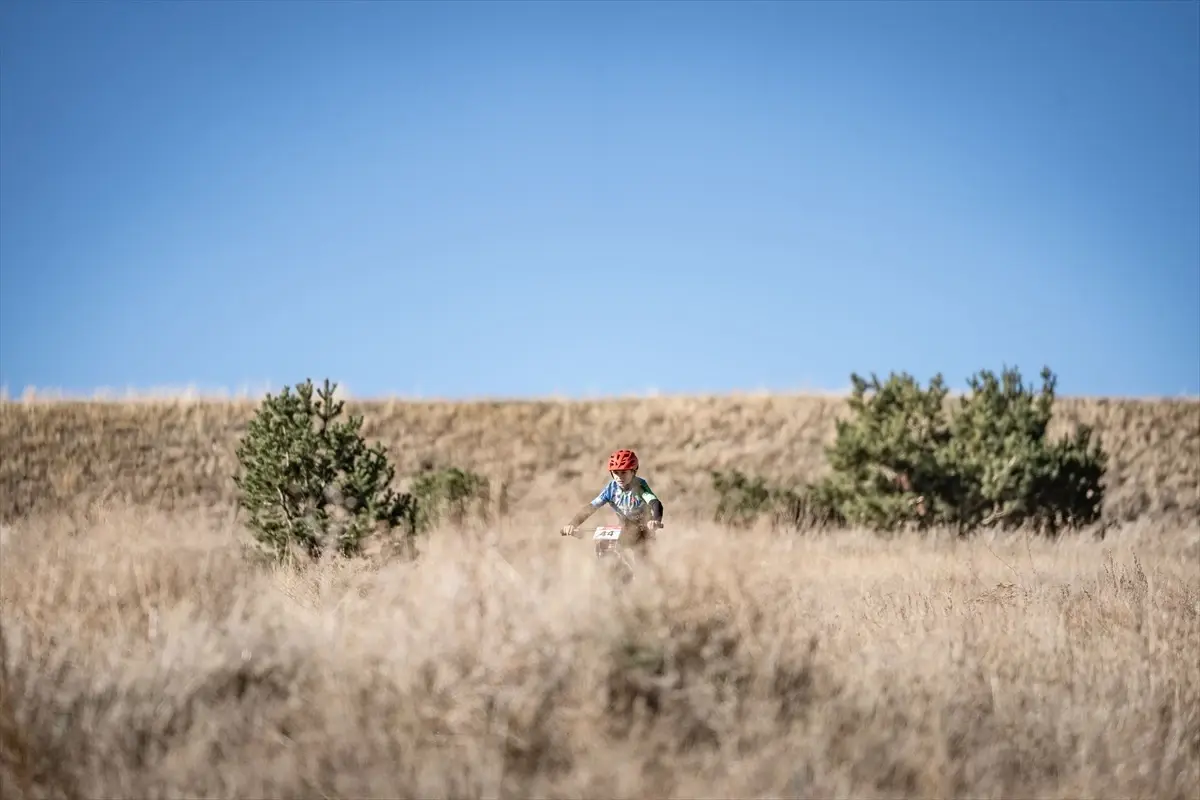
[3,506,1198,799]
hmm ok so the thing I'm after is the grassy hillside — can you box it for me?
[1,394,1198,527]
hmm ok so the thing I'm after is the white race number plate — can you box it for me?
[593,527,622,541]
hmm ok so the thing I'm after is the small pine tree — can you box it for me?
[817,371,955,531]
[941,366,1107,534]
[233,378,416,563]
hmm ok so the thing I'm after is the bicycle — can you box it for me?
[561,516,662,583]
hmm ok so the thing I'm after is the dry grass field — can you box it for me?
[2,392,1199,798]
[1,393,1198,527]
[2,506,1198,798]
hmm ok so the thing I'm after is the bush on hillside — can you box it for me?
[711,469,845,531]
[711,470,775,528]
[406,462,492,535]
[233,378,417,563]
[714,365,1108,536]
[816,365,1107,535]
[944,366,1107,532]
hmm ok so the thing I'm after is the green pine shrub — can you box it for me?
[714,365,1108,536]
[814,370,955,532]
[406,463,492,534]
[816,365,1107,535]
[711,470,775,528]
[939,366,1107,534]
[711,470,845,531]
[232,378,417,564]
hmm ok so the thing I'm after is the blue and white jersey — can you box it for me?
[590,476,659,521]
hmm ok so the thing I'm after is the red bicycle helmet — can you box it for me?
[607,449,639,472]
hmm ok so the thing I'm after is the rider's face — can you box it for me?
[612,469,635,488]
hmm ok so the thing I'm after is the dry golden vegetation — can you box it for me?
[2,505,1198,798]
[2,392,1198,797]
[2,394,1198,527]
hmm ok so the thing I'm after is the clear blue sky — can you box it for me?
[2,1,1197,399]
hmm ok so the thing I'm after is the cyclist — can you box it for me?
[559,449,664,551]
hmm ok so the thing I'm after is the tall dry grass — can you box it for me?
[3,505,1198,799]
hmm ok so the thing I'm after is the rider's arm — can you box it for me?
[638,479,664,524]
[567,503,596,528]
[569,483,613,527]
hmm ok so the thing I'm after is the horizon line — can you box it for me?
[1,383,1196,405]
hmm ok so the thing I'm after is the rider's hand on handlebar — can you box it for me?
[560,523,577,537]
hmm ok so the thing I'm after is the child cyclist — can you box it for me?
[560,449,664,548]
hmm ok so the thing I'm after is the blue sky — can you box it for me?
[2,1,1197,399]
